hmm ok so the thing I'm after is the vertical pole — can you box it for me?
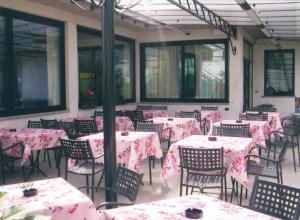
[102,0,117,205]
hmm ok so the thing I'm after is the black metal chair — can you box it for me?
[220,123,251,138]
[116,110,126,116]
[94,110,103,118]
[175,111,197,118]
[136,105,152,110]
[58,121,78,140]
[136,122,164,184]
[60,139,104,201]
[40,118,62,174]
[151,105,168,110]
[178,146,227,201]
[211,125,222,136]
[245,112,268,121]
[132,110,145,130]
[248,177,300,220]
[40,118,59,129]
[74,119,99,136]
[281,116,300,172]
[0,142,26,184]
[96,165,144,209]
[27,120,43,129]
[201,106,218,111]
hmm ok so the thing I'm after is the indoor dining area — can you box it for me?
[0,0,300,219]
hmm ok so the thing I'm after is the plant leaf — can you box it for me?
[0,192,8,205]
[25,215,52,220]
[0,205,25,220]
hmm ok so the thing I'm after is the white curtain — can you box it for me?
[47,27,60,106]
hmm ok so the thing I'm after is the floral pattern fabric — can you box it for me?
[0,128,67,163]
[208,120,271,147]
[160,135,255,188]
[242,111,283,133]
[61,116,134,132]
[151,117,201,143]
[99,194,278,220]
[0,178,98,220]
[142,110,168,120]
[78,131,162,173]
[201,110,222,128]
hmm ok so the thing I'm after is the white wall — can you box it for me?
[0,0,257,128]
[253,39,300,116]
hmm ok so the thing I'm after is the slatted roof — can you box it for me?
[114,0,300,40]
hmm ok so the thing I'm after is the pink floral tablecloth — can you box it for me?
[61,116,134,132]
[0,178,98,220]
[201,110,222,128]
[0,128,67,163]
[99,194,278,220]
[242,111,283,132]
[78,131,162,173]
[160,135,255,188]
[151,117,201,143]
[209,120,271,147]
[143,110,168,120]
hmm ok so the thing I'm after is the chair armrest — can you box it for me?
[245,154,279,163]
[93,153,104,160]
[96,201,135,210]
[2,142,24,152]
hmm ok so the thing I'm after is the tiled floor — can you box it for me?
[2,147,300,207]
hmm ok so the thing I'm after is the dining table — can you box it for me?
[161,135,256,188]
[208,119,271,147]
[201,110,222,128]
[151,117,201,143]
[0,178,98,220]
[60,116,134,132]
[98,194,278,220]
[77,131,162,173]
[241,111,283,132]
[142,109,168,120]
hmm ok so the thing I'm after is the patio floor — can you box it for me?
[3,146,300,207]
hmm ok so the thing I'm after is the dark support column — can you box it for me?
[102,0,117,205]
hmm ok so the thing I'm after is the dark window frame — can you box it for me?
[264,49,295,97]
[140,39,229,103]
[0,7,66,117]
[77,26,136,106]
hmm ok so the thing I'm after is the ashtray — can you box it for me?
[185,208,203,219]
[9,129,17,132]
[236,120,243,123]
[23,188,37,197]
[121,131,129,136]
[208,136,217,141]
[167,118,174,121]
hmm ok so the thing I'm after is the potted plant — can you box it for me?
[79,90,98,109]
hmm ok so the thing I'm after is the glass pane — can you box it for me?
[13,19,62,109]
[265,50,294,96]
[115,39,134,103]
[0,16,4,111]
[185,44,226,99]
[145,46,182,99]
[78,31,102,107]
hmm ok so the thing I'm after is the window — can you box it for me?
[264,49,294,96]
[141,40,228,103]
[77,26,135,108]
[0,8,65,117]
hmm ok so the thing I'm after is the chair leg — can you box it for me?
[22,165,26,182]
[148,157,152,185]
[221,176,224,201]
[224,175,227,202]
[86,175,90,194]
[64,159,68,180]
[239,185,243,206]
[47,150,52,168]
[96,171,105,192]
[297,136,300,166]
[91,174,95,202]
[0,162,5,185]
[291,140,297,172]
[54,149,61,177]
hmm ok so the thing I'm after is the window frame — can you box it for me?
[77,26,136,106]
[0,7,66,117]
[140,39,229,103]
[264,49,295,97]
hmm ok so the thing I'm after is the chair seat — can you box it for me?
[161,141,169,152]
[247,163,278,178]
[184,171,225,188]
[68,162,104,175]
